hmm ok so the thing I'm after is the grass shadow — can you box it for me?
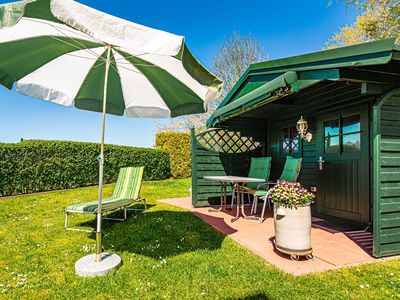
[240,294,270,300]
[192,211,238,235]
[76,204,225,259]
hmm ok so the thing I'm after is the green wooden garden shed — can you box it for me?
[191,38,400,258]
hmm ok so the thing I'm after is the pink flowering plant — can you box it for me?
[269,180,315,208]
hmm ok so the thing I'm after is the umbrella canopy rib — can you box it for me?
[75,50,125,115]
[16,47,105,106]
[117,50,205,117]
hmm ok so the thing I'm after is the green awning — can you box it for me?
[207,69,340,127]
[208,38,400,128]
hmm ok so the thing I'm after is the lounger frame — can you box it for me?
[64,196,147,233]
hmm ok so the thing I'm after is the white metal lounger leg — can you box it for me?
[64,198,147,232]
[65,212,69,229]
[125,198,147,212]
[102,209,126,221]
[103,200,148,221]
[64,211,97,233]
[105,198,147,221]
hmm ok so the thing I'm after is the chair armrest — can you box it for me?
[262,189,273,200]
[256,182,277,190]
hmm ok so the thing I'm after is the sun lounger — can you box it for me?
[64,166,146,232]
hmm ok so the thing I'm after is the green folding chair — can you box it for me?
[252,156,302,223]
[232,157,272,209]
[244,157,272,194]
[65,166,146,232]
[280,156,303,182]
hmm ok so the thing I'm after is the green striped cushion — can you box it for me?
[65,166,144,213]
[112,167,144,200]
[66,197,133,213]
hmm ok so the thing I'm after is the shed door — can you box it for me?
[316,104,370,223]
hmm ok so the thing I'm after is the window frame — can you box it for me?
[324,113,362,155]
[281,125,302,156]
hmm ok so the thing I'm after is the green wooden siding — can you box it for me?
[373,89,400,257]
[298,124,318,188]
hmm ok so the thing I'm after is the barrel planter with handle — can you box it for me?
[273,204,313,260]
[269,180,315,260]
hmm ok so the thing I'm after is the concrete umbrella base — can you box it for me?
[75,253,121,277]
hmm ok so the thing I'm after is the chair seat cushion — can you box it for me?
[65,197,132,213]
[254,190,268,197]
[243,186,258,194]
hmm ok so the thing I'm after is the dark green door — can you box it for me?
[316,104,370,223]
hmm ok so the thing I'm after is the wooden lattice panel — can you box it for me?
[195,128,262,154]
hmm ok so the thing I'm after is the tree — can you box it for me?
[326,0,400,48]
[156,32,266,132]
[211,32,266,102]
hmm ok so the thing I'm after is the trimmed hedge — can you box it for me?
[156,132,191,179]
[0,140,170,196]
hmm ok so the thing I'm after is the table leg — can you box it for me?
[231,183,240,223]
[224,182,229,210]
[230,182,235,210]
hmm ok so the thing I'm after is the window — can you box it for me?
[324,114,361,154]
[282,126,300,154]
[324,119,340,153]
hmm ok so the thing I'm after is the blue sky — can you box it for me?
[0,0,357,148]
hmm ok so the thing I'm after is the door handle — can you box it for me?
[317,156,325,171]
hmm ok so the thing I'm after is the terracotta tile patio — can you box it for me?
[159,197,399,276]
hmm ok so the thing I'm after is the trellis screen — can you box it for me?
[191,127,264,206]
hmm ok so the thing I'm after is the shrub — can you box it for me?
[156,132,191,179]
[0,140,170,196]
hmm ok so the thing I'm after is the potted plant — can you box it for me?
[269,180,316,260]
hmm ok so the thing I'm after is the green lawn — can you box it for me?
[1,178,400,299]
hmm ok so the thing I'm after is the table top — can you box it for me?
[203,175,266,184]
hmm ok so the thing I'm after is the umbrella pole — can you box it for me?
[96,45,112,263]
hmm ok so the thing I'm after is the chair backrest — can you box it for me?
[247,157,272,189]
[112,166,144,200]
[279,156,302,182]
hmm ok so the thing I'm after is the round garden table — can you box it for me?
[203,176,265,222]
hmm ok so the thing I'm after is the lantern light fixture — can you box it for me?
[297,116,313,142]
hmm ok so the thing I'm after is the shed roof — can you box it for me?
[207,38,400,127]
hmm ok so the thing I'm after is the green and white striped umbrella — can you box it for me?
[0,0,222,268]
[0,0,222,117]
